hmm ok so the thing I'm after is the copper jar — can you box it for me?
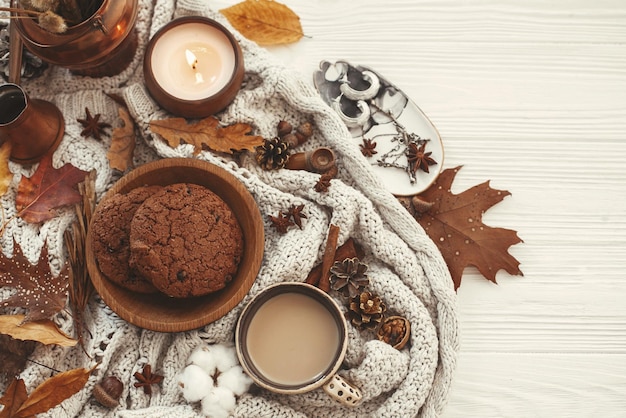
[12,0,139,77]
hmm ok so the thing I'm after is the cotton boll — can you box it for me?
[216,365,253,396]
[201,386,236,418]
[211,344,239,373]
[177,364,214,402]
[188,344,218,375]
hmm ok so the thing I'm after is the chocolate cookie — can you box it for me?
[129,183,243,298]
[91,185,162,293]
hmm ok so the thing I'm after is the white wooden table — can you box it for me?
[213,0,626,416]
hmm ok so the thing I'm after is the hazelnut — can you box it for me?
[277,120,293,138]
[93,376,123,408]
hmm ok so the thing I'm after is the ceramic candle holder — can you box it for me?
[143,16,245,118]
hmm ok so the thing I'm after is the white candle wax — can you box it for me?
[150,22,236,101]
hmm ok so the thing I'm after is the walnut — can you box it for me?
[377,316,411,350]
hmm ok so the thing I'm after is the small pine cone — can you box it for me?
[256,137,290,170]
[330,257,369,298]
[347,291,386,330]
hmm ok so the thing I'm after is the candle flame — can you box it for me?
[185,49,198,70]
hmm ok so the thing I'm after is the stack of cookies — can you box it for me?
[91,183,243,298]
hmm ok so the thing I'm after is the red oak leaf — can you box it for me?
[15,154,89,224]
[410,166,523,289]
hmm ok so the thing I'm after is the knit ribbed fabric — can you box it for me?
[0,0,459,417]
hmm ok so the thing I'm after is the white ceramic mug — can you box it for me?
[235,282,362,406]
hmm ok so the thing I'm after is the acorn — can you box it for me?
[277,120,293,138]
[93,376,124,408]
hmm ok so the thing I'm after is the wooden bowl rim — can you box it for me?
[86,158,264,332]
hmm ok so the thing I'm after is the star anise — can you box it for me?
[360,138,378,158]
[77,107,111,141]
[133,364,163,395]
[285,204,307,229]
[268,211,295,234]
[314,172,333,192]
[406,142,437,174]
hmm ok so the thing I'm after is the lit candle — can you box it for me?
[144,17,244,118]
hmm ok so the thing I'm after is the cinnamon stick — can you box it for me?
[305,237,364,286]
[318,224,340,293]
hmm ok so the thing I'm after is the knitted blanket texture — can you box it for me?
[0,0,459,417]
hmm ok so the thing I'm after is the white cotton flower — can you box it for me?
[211,344,239,373]
[188,344,218,376]
[216,365,253,396]
[201,386,236,418]
[177,364,214,403]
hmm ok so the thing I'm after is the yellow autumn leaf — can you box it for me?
[149,116,264,154]
[0,314,77,347]
[16,366,95,417]
[220,0,304,45]
[0,140,13,197]
[108,107,136,172]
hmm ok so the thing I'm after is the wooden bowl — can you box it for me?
[86,158,264,332]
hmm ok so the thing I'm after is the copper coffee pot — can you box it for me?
[0,83,64,164]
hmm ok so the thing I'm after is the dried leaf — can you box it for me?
[149,116,263,155]
[0,315,77,347]
[14,366,94,417]
[0,335,36,381]
[15,154,89,224]
[221,0,304,45]
[0,378,28,418]
[0,244,68,323]
[0,141,13,197]
[413,166,523,289]
[107,107,136,172]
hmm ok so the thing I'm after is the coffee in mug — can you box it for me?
[236,282,362,406]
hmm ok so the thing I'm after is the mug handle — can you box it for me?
[323,375,363,406]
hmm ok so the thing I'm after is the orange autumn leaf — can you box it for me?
[107,107,136,172]
[149,116,264,155]
[15,154,89,224]
[220,0,304,45]
[1,367,95,418]
[0,378,29,418]
[411,166,523,289]
[0,315,77,347]
[0,141,12,197]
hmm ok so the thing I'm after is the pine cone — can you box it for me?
[256,137,290,170]
[347,291,386,330]
[330,257,369,298]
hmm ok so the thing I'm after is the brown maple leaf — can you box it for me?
[0,244,69,323]
[107,107,136,172]
[15,154,89,224]
[149,116,264,155]
[220,0,304,46]
[412,166,523,289]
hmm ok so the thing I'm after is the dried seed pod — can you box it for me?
[255,137,290,170]
[93,376,124,408]
[347,291,386,330]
